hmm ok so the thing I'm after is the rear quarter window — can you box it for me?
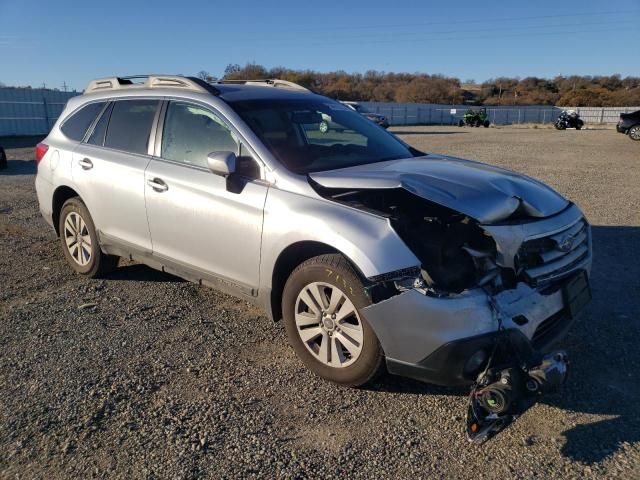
[60,102,106,141]
[104,100,159,155]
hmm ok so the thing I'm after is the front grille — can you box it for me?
[518,218,590,285]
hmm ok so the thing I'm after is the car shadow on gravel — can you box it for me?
[105,263,184,283]
[366,225,640,465]
[389,130,467,135]
[545,225,640,464]
[368,375,468,398]
[0,160,36,176]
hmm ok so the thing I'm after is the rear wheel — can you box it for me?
[59,198,118,277]
[282,254,383,387]
[0,147,7,170]
[629,125,640,141]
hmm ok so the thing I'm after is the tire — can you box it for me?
[0,147,7,170]
[575,121,583,130]
[58,197,118,277]
[483,120,490,128]
[282,254,383,387]
[555,122,565,130]
[458,120,464,127]
[629,125,640,141]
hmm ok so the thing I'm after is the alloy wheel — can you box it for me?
[63,211,92,266]
[630,126,640,141]
[294,282,364,368]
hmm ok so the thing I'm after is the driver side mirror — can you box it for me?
[207,151,236,177]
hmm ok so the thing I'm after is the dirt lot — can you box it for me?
[1,127,639,479]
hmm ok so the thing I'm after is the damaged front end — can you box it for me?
[312,179,592,443]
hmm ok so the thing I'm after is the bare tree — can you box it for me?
[196,70,216,83]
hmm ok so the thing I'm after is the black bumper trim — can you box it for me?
[386,308,575,388]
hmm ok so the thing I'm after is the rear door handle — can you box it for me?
[147,177,168,192]
[78,158,93,170]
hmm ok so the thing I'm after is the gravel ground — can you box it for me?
[1,127,639,479]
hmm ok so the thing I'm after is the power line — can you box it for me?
[255,19,638,46]
[309,26,635,48]
[238,9,639,36]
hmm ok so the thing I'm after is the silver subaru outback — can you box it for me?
[35,75,592,388]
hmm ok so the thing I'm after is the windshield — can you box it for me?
[228,98,412,174]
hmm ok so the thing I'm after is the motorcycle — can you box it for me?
[555,110,584,130]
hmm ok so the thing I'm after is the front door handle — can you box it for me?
[78,158,93,170]
[147,177,168,192]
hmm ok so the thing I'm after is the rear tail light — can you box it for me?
[35,143,49,164]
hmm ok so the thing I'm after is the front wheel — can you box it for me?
[629,125,640,141]
[59,198,118,277]
[282,254,383,387]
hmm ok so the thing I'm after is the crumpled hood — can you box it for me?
[309,155,568,223]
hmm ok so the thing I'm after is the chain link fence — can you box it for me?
[0,88,80,137]
[1,87,639,136]
[361,102,640,126]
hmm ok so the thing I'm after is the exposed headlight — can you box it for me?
[464,349,488,376]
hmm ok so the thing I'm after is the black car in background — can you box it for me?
[616,110,640,141]
[0,146,7,170]
[341,101,390,129]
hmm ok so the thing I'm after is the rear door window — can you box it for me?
[104,100,159,155]
[61,102,106,141]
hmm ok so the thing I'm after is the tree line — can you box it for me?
[196,64,640,107]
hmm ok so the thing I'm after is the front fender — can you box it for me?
[260,187,420,283]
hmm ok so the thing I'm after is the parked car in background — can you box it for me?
[616,110,640,141]
[341,101,389,128]
[0,146,7,170]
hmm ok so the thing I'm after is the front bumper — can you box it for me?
[362,280,577,386]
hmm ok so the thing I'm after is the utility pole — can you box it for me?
[41,82,46,90]
[61,81,68,92]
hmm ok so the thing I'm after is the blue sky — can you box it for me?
[1,0,639,91]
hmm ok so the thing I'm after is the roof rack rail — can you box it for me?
[217,79,310,92]
[84,75,214,94]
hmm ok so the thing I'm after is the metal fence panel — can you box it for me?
[0,88,80,136]
[1,87,639,135]
[361,102,640,126]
